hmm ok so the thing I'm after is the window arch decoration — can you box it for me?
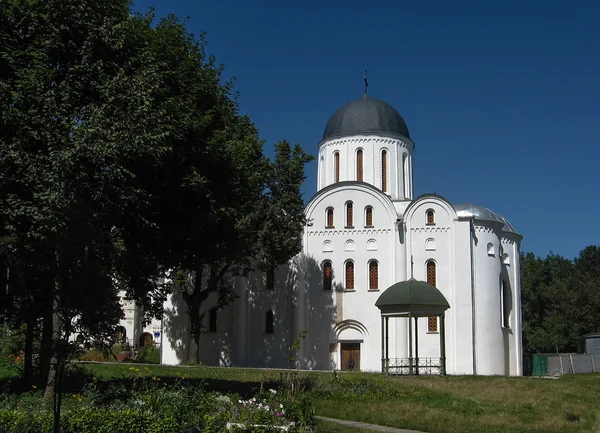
[345,261,355,291]
[356,149,364,182]
[322,240,333,252]
[326,207,334,228]
[368,260,378,291]
[381,150,388,192]
[323,261,333,291]
[346,201,354,227]
[426,260,437,332]
[334,151,340,183]
[265,310,274,334]
[426,209,435,225]
[365,206,373,227]
[425,238,436,251]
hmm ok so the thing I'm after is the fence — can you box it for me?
[385,357,443,375]
[532,353,600,376]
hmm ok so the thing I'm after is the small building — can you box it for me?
[577,333,600,355]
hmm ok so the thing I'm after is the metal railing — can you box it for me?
[384,357,444,375]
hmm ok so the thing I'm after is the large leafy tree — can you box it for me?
[521,246,600,354]
[1,0,313,399]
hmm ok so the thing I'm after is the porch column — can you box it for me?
[440,312,446,376]
[385,316,390,371]
[414,317,419,376]
[408,313,413,375]
[381,315,385,373]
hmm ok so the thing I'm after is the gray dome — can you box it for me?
[454,203,519,234]
[322,95,410,141]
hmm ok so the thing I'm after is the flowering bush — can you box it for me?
[0,367,314,433]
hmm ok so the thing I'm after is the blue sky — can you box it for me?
[133,0,599,259]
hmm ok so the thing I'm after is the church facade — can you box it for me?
[159,94,523,375]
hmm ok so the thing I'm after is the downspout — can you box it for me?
[470,217,477,375]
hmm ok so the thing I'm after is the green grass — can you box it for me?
[311,373,600,433]
[2,364,600,433]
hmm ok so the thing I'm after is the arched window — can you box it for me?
[209,308,217,333]
[265,310,274,334]
[356,149,363,181]
[403,154,409,198]
[265,265,275,290]
[334,152,340,183]
[501,280,511,328]
[323,261,333,291]
[346,202,353,227]
[369,261,378,290]
[365,206,373,227]
[326,208,334,228]
[381,150,388,192]
[345,261,354,291]
[426,261,438,332]
[487,243,495,256]
[426,209,435,225]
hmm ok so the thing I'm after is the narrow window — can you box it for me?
[369,261,378,290]
[428,316,438,333]
[356,149,363,182]
[365,206,373,227]
[323,261,333,291]
[334,152,340,183]
[487,243,495,256]
[403,154,409,198]
[426,261,436,287]
[265,265,275,290]
[265,310,274,334]
[427,261,437,332]
[345,261,354,291]
[326,208,334,228]
[381,150,387,192]
[346,202,353,227]
[502,280,510,328]
[209,308,217,333]
[426,209,435,225]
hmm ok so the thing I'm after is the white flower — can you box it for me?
[279,404,284,408]
[238,400,243,404]
[269,389,277,395]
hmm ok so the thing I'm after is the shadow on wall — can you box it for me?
[298,254,337,371]
[162,254,337,370]
[162,291,191,364]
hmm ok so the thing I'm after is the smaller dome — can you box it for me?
[375,278,450,317]
[454,203,519,234]
[322,95,410,141]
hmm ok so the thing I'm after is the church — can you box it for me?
[156,93,523,375]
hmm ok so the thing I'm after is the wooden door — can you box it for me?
[340,343,360,371]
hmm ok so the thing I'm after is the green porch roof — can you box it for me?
[375,278,450,317]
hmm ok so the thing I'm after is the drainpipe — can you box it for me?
[470,217,477,375]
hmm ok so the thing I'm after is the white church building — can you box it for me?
[156,94,523,376]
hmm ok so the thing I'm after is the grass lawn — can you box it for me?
[2,363,600,433]
[311,373,600,433]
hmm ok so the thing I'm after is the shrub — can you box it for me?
[135,341,160,364]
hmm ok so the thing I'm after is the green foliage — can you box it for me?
[0,379,312,433]
[134,341,160,364]
[521,246,600,353]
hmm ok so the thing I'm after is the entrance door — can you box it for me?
[340,343,360,371]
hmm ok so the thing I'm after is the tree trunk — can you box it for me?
[23,310,35,386]
[44,296,61,399]
[39,298,53,385]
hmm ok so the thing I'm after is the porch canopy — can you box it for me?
[375,278,450,375]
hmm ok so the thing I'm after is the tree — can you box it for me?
[521,246,600,354]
